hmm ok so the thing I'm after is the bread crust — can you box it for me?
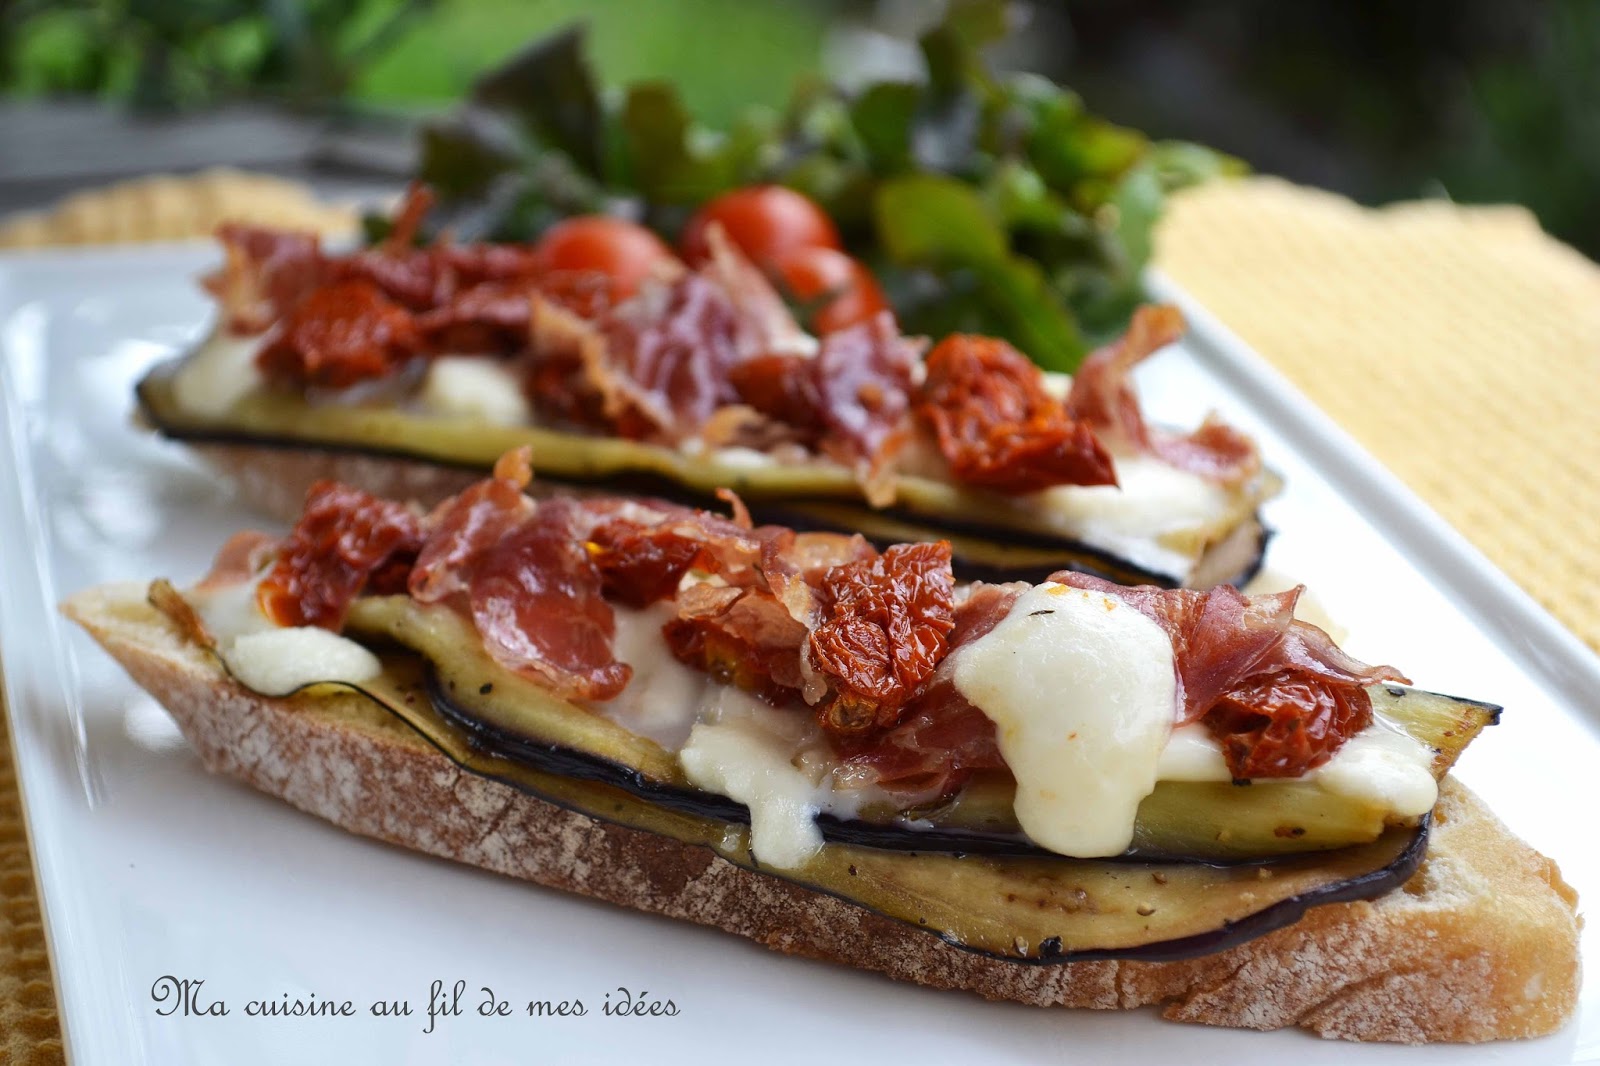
[63,583,1582,1043]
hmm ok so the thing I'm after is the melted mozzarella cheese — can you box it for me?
[680,718,826,869]
[1156,714,1437,816]
[1025,456,1234,579]
[1314,723,1438,816]
[186,579,381,697]
[418,356,531,424]
[225,627,382,696]
[953,582,1178,858]
[599,605,732,749]
[172,328,264,418]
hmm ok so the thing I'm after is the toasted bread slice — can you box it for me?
[63,582,1582,1043]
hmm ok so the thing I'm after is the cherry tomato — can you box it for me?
[775,246,890,334]
[679,185,842,268]
[531,216,676,299]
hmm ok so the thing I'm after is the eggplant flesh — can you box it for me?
[343,596,1497,863]
[137,363,1273,588]
[326,650,1432,963]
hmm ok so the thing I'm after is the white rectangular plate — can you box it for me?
[0,246,1594,1065]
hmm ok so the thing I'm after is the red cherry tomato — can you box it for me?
[531,216,676,299]
[679,185,842,268]
[775,246,890,334]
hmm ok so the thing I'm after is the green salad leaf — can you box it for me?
[394,7,1243,371]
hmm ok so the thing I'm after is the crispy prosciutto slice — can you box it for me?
[1063,304,1261,487]
[411,451,633,700]
[462,496,632,701]
[526,237,813,443]
[730,314,922,506]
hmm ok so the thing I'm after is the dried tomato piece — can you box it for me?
[915,334,1115,494]
[333,249,445,311]
[1204,671,1375,779]
[587,520,705,608]
[663,585,809,704]
[258,481,425,630]
[415,280,540,355]
[256,279,421,390]
[809,541,956,737]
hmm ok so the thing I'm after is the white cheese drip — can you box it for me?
[953,582,1179,858]
[418,356,531,424]
[186,579,381,697]
[1023,456,1234,579]
[1155,717,1437,817]
[680,719,826,869]
[171,327,264,418]
[225,627,382,697]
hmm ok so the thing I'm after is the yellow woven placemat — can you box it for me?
[1,173,1596,1060]
[1157,176,1600,655]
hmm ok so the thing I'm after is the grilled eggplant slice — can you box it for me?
[141,579,1441,961]
[209,638,1433,964]
[334,595,1493,863]
[137,358,1276,588]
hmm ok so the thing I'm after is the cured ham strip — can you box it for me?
[410,450,630,699]
[729,313,921,505]
[196,531,278,591]
[915,334,1115,493]
[464,496,631,701]
[522,235,822,444]
[1063,304,1261,487]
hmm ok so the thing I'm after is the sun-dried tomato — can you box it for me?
[256,279,421,390]
[663,586,809,704]
[808,541,955,737]
[586,520,706,608]
[1204,671,1375,779]
[415,280,540,354]
[258,481,426,630]
[915,334,1115,494]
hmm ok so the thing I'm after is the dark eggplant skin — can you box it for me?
[371,656,1430,965]
[1035,822,1428,965]
[430,672,1064,861]
[135,366,1271,589]
[429,672,1292,865]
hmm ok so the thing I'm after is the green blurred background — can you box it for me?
[4,0,1596,256]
